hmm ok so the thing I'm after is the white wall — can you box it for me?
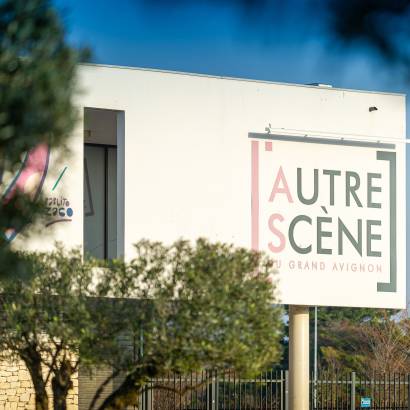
[12,120,84,254]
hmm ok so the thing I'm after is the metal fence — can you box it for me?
[137,371,410,410]
[311,372,410,410]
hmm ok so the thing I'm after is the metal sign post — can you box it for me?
[289,305,310,410]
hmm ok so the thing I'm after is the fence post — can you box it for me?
[285,370,289,410]
[351,372,356,410]
[211,372,217,410]
[280,370,284,410]
[138,387,144,410]
[146,381,153,410]
[206,371,210,410]
[408,374,410,410]
[206,371,211,410]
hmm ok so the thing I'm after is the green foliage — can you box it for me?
[315,307,405,374]
[96,239,283,409]
[0,245,131,410]
[0,247,95,409]
[0,239,283,410]
[278,307,392,371]
[0,0,82,278]
[0,0,78,161]
[316,306,398,327]
[328,0,410,67]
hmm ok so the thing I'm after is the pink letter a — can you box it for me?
[269,166,293,203]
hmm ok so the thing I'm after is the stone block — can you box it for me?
[18,392,30,402]
[7,367,19,372]
[17,371,30,381]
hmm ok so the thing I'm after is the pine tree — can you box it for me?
[0,0,83,278]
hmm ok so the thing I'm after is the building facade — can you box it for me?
[3,64,406,408]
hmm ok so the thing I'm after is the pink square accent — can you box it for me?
[265,141,272,151]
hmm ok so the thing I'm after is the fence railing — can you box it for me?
[311,372,410,410]
[137,371,410,410]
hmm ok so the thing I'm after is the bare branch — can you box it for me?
[88,368,122,410]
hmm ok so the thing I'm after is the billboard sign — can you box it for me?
[250,133,405,307]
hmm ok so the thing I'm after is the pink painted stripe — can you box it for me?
[251,140,259,251]
[5,143,49,201]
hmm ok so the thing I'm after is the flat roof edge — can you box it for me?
[78,62,406,97]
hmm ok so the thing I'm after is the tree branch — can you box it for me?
[45,344,62,386]
[147,378,209,397]
[88,368,122,410]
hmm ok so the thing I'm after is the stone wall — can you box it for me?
[0,358,78,409]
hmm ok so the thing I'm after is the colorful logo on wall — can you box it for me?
[45,193,74,227]
[2,144,50,241]
[1,144,74,241]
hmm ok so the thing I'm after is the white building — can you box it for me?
[4,63,406,408]
[14,62,405,308]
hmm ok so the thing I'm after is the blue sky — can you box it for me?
[54,0,408,97]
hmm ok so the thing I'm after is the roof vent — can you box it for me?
[307,83,333,88]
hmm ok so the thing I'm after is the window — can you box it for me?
[83,108,119,259]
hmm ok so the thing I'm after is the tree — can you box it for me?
[363,312,410,374]
[0,239,283,410]
[318,309,410,375]
[328,0,410,71]
[0,0,81,278]
[93,239,283,410]
[0,246,126,410]
[276,307,394,372]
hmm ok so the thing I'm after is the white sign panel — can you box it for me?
[250,134,405,307]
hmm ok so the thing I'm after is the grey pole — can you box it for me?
[351,372,356,410]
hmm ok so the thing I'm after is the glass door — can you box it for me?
[84,144,117,259]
